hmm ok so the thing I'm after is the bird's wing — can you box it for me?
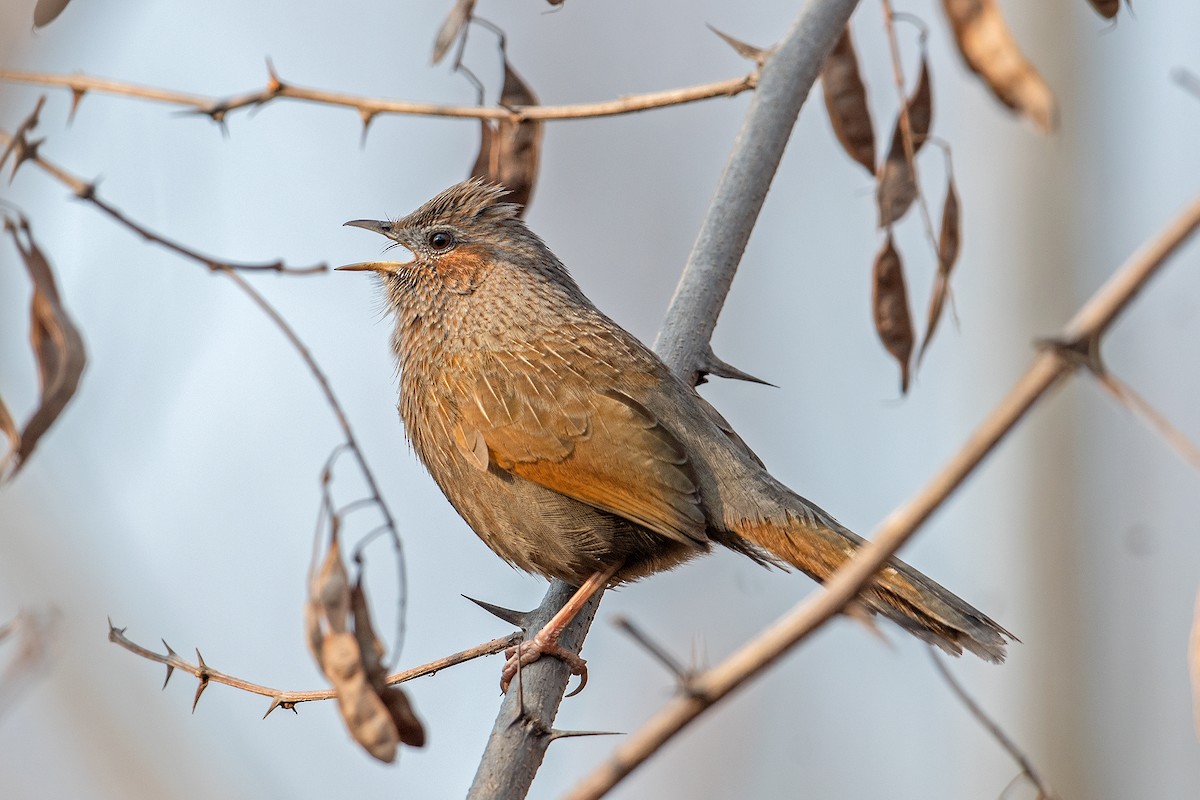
[455,343,708,547]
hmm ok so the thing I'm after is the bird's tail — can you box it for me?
[732,502,1014,662]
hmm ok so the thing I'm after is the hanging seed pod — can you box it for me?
[918,170,962,364]
[941,0,1057,132]
[2,217,87,481]
[432,0,476,64]
[872,233,915,393]
[876,55,932,227]
[821,27,876,175]
[470,54,543,214]
[1086,0,1119,19]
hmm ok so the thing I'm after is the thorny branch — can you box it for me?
[929,651,1059,800]
[1090,369,1200,472]
[566,194,1200,799]
[1,129,322,275]
[108,622,519,716]
[0,66,759,130]
[1,124,410,655]
[0,96,45,175]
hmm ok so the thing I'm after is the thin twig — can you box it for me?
[566,194,1200,799]
[2,128,410,655]
[612,616,693,686]
[0,130,323,275]
[929,651,1059,799]
[654,0,863,384]
[108,621,519,713]
[879,0,939,253]
[0,67,758,125]
[1091,369,1200,471]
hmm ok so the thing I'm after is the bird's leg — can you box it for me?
[500,563,621,696]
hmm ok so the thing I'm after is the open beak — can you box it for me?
[343,219,393,236]
[339,219,410,272]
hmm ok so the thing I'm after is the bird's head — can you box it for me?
[339,179,529,296]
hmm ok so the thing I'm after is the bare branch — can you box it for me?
[108,621,519,713]
[0,96,45,175]
[653,0,863,385]
[467,582,604,799]
[566,193,1200,799]
[929,652,1059,799]
[1091,369,1200,472]
[3,131,413,656]
[0,67,758,125]
[612,616,695,688]
[0,130,323,275]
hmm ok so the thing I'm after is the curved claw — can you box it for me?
[499,638,589,696]
[564,667,588,698]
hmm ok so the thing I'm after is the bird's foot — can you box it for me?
[500,633,588,696]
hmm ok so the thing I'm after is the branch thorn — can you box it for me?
[701,345,775,386]
[463,594,535,629]
[192,675,209,713]
[547,728,622,742]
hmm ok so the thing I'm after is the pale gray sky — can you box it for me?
[2,1,1199,798]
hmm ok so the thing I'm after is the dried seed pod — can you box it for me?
[322,630,401,762]
[875,56,932,227]
[918,171,962,364]
[33,0,72,28]
[821,26,876,175]
[352,581,425,747]
[1087,0,1119,19]
[470,55,542,214]
[312,534,351,635]
[872,233,915,393]
[432,0,476,64]
[2,218,87,481]
[307,536,425,761]
[941,0,1057,132]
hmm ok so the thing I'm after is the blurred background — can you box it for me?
[2,1,1198,797]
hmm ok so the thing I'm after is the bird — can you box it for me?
[340,179,1013,692]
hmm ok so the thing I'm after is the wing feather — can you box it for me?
[458,346,707,547]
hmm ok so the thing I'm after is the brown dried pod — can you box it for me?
[918,170,962,364]
[33,0,72,28]
[470,55,542,215]
[432,0,477,65]
[307,538,425,761]
[313,534,351,635]
[872,233,915,393]
[381,687,426,748]
[941,0,1058,132]
[351,581,425,748]
[820,26,876,175]
[321,631,401,762]
[876,56,932,227]
[1087,0,1119,19]
[2,218,86,481]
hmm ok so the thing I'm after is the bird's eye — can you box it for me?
[427,231,455,251]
